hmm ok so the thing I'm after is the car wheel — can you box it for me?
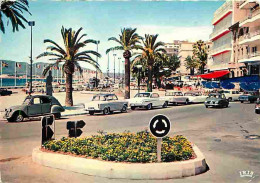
[121,105,127,112]
[162,102,168,108]
[205,105,208,108]
[14,112,24,122]
[103,108,110,115]
[228,97,232,102]
[185,100,189,105]
[255,110,260,114]
[147,103,152,110]
[241,101,244,103]
[54,113,61,119]
[131,106,136,110]
[89,111,95,115]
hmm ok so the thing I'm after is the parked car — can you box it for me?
[129,92,168,110]
[73,85,84,91]
[219,90,241,101]
[255,99,260,114]
[0,88,12,96]
[238,91,258,103]
[204,93,229,108]
[184,91,208,103]
[4,95,65,122]
[84,94,128,115]
[163,91,189,105]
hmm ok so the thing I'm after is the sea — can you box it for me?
[0,78,66,87]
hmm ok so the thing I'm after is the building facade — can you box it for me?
[209,0,248,78]
[178,41,194,75]
[237,0,260,76]
[164,40,181,56]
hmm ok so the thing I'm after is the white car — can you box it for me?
[184,91,208,103]
[221,90,241,101]
[129,92,168,110]
[84,94,128,115]
[163,91,189,105]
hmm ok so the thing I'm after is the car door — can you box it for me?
[112,95,121,111]
[106,95,115,111]
[27,97,42,116]
[41,96,51,114]
[150,93,160,106]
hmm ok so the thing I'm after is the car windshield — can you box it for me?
[23,98,31,105]
[209,94,221,98]
[135,93,150,98]
[92,95,106,101]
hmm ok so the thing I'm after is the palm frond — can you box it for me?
[106,46,124,54]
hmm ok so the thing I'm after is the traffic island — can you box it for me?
[32,131,208,179]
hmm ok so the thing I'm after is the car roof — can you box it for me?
[94,93,115,96]
[26,95,53,98]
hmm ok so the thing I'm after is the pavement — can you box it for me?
[0,100,260,183]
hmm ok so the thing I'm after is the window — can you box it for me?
[112,95,118,100]
[151,93,159,98]
[106,95,114,101]
[41,97,50,104]
[33,98,41,104]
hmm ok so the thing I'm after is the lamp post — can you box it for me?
[28,21,35,94]
[113,53,116,83]
[122,60,124,88]
[118,57,121,86]
[136,65,142,94]
[95,40,100,88]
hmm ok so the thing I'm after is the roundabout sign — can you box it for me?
[149,114,171,162]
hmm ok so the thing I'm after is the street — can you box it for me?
[0,102,260,183]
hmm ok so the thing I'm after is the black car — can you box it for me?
[0,88,12,96]
[255,99,260,114]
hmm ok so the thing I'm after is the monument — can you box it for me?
[46,71,53,96]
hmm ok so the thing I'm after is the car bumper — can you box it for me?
[130,103,146,107]
[205,103,221,107]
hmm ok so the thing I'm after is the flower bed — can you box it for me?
[42,130,194,163]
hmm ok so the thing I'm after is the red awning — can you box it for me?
[197,70,230,80]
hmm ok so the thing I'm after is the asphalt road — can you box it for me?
[0,102,260,183]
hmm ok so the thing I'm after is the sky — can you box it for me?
[0,0,224,73]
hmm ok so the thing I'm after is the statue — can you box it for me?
[46,71,53,96]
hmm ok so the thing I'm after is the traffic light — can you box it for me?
[41,115,55,145]
[67,120,86,138]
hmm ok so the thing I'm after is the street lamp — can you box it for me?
[95,40,100,88]
[28,21,35,94]
[136,65,142,94]
[122,60,124,88]
[113,53,116,83]
[118,57,121,79]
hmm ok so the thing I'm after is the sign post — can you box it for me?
[149,114,171,162]
[41,115,55,145]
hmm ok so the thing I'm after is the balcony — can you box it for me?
[210,44,232,57]
[240,8,260,27]
[238,51,260,63]
[239,30,260,45]
[209,25,231,41]
[239,0,257,9]
[212,1,233,25]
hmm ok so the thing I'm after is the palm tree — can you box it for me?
[164,54,181,73]
[37,26,101,106]
[184,55,198,75]
[140,34,166,92]
[106,28,141,99]
[0,0,31,33]
[193,40,208,74]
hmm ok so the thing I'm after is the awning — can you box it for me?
[197,70,230,80]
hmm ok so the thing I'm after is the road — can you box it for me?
[0,102,260,183]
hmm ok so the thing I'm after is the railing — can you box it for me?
[239,30,260,43]
[210,23,231,39]
[210,44,232,55]
[212,1,233,24]
[240,8,260,24]
[239,51,260,60]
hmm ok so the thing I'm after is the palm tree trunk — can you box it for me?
[147,64,153,92]
[124,57,130,99]
[65,73,73,106]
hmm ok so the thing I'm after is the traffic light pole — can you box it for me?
[30,25,33,94]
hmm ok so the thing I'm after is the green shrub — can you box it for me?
[42,130,194,163]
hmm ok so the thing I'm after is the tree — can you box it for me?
[106,28,141,99]
[37,26,101,106]
[0,0,31,33]
[139,34,166,92]
[184,55,198,75]
[193,40,208,74]
[163,54,181,75]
